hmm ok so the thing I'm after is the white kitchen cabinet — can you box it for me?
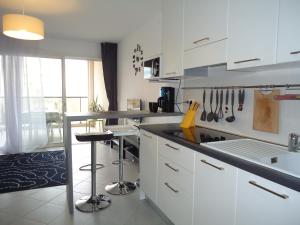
[140,130,158,204]
[157,154,194,225]
[277,0,300,63]
[194,153,237,225]
[184,0,229,51]
[227,0,279,70]
[236,169,300,225]
[183,0,229,69]
[162,0,183,78]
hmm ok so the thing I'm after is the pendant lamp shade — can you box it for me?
[3,14,44,40]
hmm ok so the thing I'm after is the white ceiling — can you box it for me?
[0,0,162,42]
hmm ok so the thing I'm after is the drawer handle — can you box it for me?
[193,37,210,44]
[200,159,224,171]
[165,72,177,75]
[234,58,261,64]
[164,163,179,172]
[164,182,179,193]
[290,51,300,55]
[165,143,179,151]
[249,181,289,199]
[142,133,152,139]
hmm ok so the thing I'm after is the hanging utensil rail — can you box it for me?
[181,83,300,90]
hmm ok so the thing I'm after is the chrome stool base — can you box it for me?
[79,163,104,171]
[105,181,136,195]
[75,194,111,213]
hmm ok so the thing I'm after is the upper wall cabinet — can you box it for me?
[277,0,300,64]
[184,0,228,51]
[183,0,229,69]
[162,0,184,78]
[227,0,279,70]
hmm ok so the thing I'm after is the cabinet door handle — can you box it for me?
[165,143,179,151]
[164,182,179,193]
[142,133,152,139]
[234,58,261,64]
[290,51,300,55]
[165,72,177,75]
[193,37,210,44]
[164,163,179,172]
[249,181,289,199]
[200,159,224,171]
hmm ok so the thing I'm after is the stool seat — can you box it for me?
[75,131,113,142]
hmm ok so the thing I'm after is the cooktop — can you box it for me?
[164,127,241,144]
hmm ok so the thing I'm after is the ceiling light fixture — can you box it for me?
[2,1,44,40]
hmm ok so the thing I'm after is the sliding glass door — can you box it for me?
[0,55,105,152]
[40,58,64,146]
[65,59,89,123]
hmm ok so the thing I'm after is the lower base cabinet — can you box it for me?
[140,130,158,204]
[193,152,237,225]
[236,170,300,225]
[157,154,194,225]
[139,129,300,225]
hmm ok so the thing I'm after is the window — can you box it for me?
[65,59,89,113]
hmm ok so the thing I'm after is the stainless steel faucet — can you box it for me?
[288,133,300,152]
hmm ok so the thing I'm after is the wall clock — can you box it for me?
[132,44,143,76]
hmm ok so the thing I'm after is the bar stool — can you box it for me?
[75,131,113,212]
[104,125,139,195]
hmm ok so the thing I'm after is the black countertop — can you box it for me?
[139,123,300,192]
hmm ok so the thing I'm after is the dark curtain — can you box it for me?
[101,42,118,125]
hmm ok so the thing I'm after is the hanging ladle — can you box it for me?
[213,89,219,122]
[218,90,224,120]
[200,90,207,121]
[207,89,214,122]
[226,89,235,123]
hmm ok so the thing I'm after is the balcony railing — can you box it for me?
[44,96,88,113]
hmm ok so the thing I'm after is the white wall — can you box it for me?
[118,13,171,110]
[183,66,300,146]
[118,13,162,111]
[117,13,182,123]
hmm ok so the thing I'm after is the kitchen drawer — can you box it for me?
[158,137,195,173]
[158,154,194,194]
[158,169,194,225]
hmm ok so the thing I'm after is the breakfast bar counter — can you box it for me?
[63,111,182,213]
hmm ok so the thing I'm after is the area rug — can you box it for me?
[0,150,67,193]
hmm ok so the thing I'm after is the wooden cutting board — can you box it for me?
[253,90,279,133]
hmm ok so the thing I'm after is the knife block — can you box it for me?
[180,102,198,128]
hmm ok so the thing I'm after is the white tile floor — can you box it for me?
[0,143,171,225]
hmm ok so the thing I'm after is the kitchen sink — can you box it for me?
[263,152,300,178]
[201,139,300,178]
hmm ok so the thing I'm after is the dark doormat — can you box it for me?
[0,150,67,194]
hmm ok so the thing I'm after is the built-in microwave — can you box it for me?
[144,57,160,80]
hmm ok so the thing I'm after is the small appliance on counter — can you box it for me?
[157,87,175,112]
[149,102,158,113]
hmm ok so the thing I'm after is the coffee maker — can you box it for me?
[157,87,175,112]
